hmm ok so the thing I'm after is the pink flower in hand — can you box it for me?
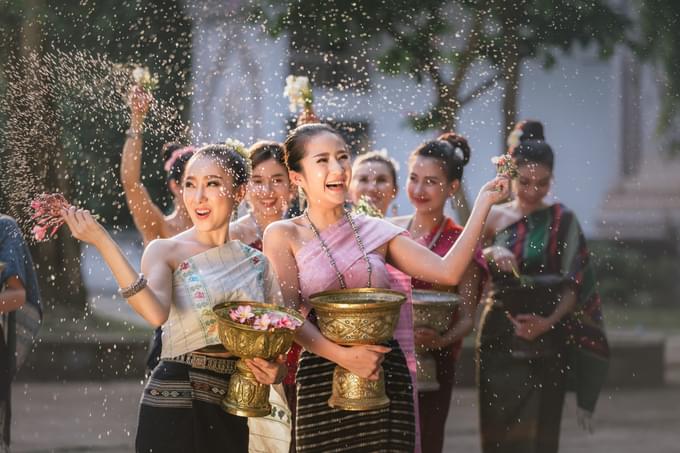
[253,313,273,331]
[32,225,47,242]
[230,305,255,324]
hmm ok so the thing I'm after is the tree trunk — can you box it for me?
[500,28,521,153]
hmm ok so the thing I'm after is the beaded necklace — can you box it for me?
[304,209,372,289]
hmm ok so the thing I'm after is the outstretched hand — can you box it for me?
[60,207,108,245]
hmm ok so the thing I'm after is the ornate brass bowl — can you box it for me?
[309,288,405,411]
[213,302,304,417]
[412,289,460,392]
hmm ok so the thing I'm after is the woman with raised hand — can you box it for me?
[392,132,488,453]
[263,123,509,452]
[122,87,196,371]
[478,138,608,453]
[121,86,194,245]
[62,143,287,453]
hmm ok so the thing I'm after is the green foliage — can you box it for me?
[0,0,192,226]
[590,240,679,308]
[636,0,680,151]
[256,0,628,131]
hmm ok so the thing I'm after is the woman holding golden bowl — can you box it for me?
[264,123,509,452]
[393,132,488,453]
[60,143,288,453]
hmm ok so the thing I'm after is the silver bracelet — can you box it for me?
[118,273,147,298]
[125,128,142,139]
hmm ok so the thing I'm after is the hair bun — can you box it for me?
[437,132,471,166]
[519,120,545,141]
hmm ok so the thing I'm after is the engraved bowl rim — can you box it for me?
[309,288,406,311]
[212,301,305,334]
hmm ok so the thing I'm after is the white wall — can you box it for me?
[187,11,633,235]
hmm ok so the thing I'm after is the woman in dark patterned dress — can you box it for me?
[478,138,609,453]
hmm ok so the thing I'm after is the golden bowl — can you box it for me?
[412,289,460,333]
[411,290,460,392]
[213,302,303,359]
[309,288,406,411]
[212,301,304,417]
[309,288,406,345]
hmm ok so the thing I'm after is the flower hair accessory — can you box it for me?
[222,138,248,159]
[163,146,195,172]
[506,128,523,151]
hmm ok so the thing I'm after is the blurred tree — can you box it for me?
[636,0,680,153]
[258,0,628,218]
[0,0,192,313]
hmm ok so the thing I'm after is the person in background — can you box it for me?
[392,132,487,453]
[478,138,609,453]
[0,215,42,453]
[121,86,195,372]
[349,149,399,217]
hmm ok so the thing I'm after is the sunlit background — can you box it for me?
[0,1,678,451]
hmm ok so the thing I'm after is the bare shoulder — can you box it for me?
[229,215,252,242]
[389,215,411,229]
[263,218,300,243]
[141,238,177,271]
[144,237,178,257]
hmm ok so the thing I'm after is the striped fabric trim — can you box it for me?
[295,340,415,452]
[141,376,193,409]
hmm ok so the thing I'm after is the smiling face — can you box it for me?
[407,155,459,215]
[349,160,397,215]
[291,131,351,208]
[246,158,291,218]
[513,162,552,208]
[182,156,244,232]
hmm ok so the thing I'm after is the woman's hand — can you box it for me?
[414,327,448,350]
[128,85,152,124]
[337,344,391,381]
[246,355,288,385]
[483,245,519,274]
[60,207,108,246]
[507,313,553,341]
[476,176,510,208]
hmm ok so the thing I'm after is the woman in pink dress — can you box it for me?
[263,123,509,452]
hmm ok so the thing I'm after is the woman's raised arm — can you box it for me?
[387,177,509,285]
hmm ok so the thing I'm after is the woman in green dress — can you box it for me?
[478,138,609,453]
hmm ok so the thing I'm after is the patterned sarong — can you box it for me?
[136,359,248,453]
[295,339,415,452]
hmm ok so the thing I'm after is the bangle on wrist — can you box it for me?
[125,128,142,139]
[118,273,147,298]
